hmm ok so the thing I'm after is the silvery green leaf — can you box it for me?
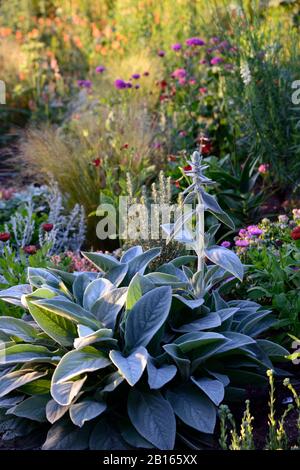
[166,384,216,434]
[126,273,155,311]
[121,246,143,263]
[7,394,49,422]
[81,251,120,271]
[204,223,221,247]
[26,296,77,347]
[191,377,224,405]
[174,313,221,332]
[91,287,127,328]
[110,347,148,386]
[145,272,188,287]
[0,316,38,342]
[175,331,227,354]
[51,376,87,407]
[0,344,60,365]
[256,340,289,360]
[162,344,190,380]
[42,419,91,450]
[206,371,230,387]
[200,190,235,230]
[74,328,115,349]
[0,369,47,398]
[172,295,204,310]
[101,371,124,392]
[125,286,172,351]
[147,359,177,389]
[51,347,110,405]
[123,247,161,284]
[128,389,176,450]
[215,332,256,354]
[89,418,129,450]
[120,420,154,449]
[169,255,197,267]
[72,273,93,305]
[32,297,100,329]
[46,399,69,424]
[82,278,114,311]
[205,245,244,281]
[104,264,128,286]
[0,284,31,307]
[70,399,107,427]
[28,268,61,289]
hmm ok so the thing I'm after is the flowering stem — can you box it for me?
[191,151,205,273]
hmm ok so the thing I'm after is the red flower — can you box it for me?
[157,79,168,89]
[92,158,101,167]
[291,226,300,241]
[168,154,177,162]
[120,143,129,150]
[175,180,180,189]
[23,245,38,255]
[42,223,53,232]
[184,165,192,171]
[198,136,212,155]
[0,232,11,242]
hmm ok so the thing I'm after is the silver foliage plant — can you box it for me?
[1,183,86,256]
[0,150,288,450]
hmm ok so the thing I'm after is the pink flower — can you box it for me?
[172,68,187,79]
[238,229,248,238]
[199,87,208,94]
[235,239,249,247]
[95,65,106,73]
[199,59,207,65]
[258,163,269,175]
[210,57,223,65]
[247,225,263,236]
[221,241,231,248]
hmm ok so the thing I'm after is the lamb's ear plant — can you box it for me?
[0,149,289,450]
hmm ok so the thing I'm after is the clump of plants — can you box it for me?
[0,150,288,450]
[219,370,300,450]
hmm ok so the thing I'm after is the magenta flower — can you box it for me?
[189,78,196,85]
[114,79,127,89]
[199,59,207,65]
[210,57,223,65]
[95,65,106,73]
[247,225,263,237]
[235,239,249,247]
[210,36,220,44]
[172,68,187,79]
[158,50,165,57]
[131,73,140,79]
[172,43,182,51]
[186,37,205,46]
[221,241,231,248]
[77,79,92,89]
[199,87,208,94]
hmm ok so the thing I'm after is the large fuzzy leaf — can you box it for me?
[81,252,120,271]
[89,418,129,450]
[191,377,224,406]
[121,246,143,263]
[26,297,79,347]
[126,273,154,310]
[46,399,69,424]
[125,286,172,351]
[205,245,244,281]
[147,359,177,389]
[110,347,148,386]
[123,247,161,284]
[0,344,60,365]
[69,399,107,427]
[0,317,38,342]
[74,327,115,349]
[166,384,216,434]
[201,190,235,230]
[0,284,31,307]
[7,395,49,422]
[82,278,113,311]
[42,420,91,450]
[128,389,176,450]
[0,369,47,398]
[91,287,127,328]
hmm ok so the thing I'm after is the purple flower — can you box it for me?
[210,36,220,44]
[238,229,248,238]
[186,37,205,46]
[131,73,140,79]
[126,82,133,88]
[247,225,263,237]
[158,50,165,57]
[210,56,223,65]
[114,79,127,89]
[199,59,207,65]
[235,239,249,247]
[95,65,106,73]
[134,84,140,89]
[77,79,92,89]
[172,43,182,51]
[218,40,230,50]
[172,68,187,79]
[221,241,231,248]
